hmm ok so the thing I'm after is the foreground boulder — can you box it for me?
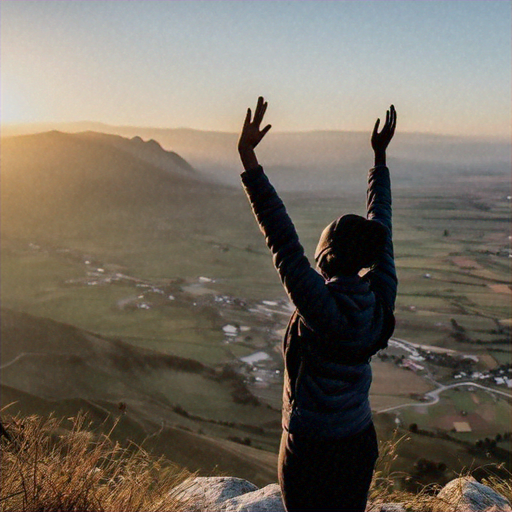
[433,476,512,512]
[172,476,283,511]
[171,477,259,510]
[220,483,283,512]
[173,475,511,512]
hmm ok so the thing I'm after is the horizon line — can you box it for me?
[1,120,510,141]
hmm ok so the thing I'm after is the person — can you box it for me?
[237,97,398,512]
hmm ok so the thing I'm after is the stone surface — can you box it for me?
[367,503,407,512]
[171,475,512,512]
[171,476,258,510]
[220,483,284,512]
[434,476,512,512]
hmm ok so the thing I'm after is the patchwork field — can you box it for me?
[1,131,510,484]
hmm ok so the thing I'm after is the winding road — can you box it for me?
[376,337,512,414]
[377,381,512,414]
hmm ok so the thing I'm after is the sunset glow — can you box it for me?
[1,1,511,137]
[0,84,35,125]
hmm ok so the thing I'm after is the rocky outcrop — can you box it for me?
[173,475,511,512]
[433,476,512,512]
[172,477,282,512]
[221,483,283,512]
[171,477,260,510]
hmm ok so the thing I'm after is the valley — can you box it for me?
[1,129,510,487]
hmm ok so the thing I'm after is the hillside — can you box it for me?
[1,128,509,492]
[1,308,508,491]
[3,122,510,191]
[0,130,230,242]
[0,308,279,486]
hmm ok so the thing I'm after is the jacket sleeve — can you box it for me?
[365,165,398,310]
[241,166,344,333]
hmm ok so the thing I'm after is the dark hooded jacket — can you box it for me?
[241,165,397,438]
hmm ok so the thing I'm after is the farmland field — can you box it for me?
[1,131,510,484]
[2,175,510,393]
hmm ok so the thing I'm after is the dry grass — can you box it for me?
[368,430,438,511]
[368,431,512,512]
[1,414,510,512]
[0,412,194,512]
[481,468,512,503]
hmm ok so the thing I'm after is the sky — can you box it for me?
[1,0,511,137]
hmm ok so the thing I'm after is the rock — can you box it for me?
[170,475,511,512]
[367,503,407,512]
[220,483,284,512]
[434,476,512,512]
[171,476,258,510]
[379,506,407,512]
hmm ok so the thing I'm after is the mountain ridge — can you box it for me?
[3,122,509,193]
[1,129,242,243]
[3,120,511,141]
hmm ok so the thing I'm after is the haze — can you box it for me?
[1,0,511,138]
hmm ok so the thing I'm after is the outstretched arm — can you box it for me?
[238,98,344,334]
[367,105,398,310]
[238,96,272,172]
[371,104,396,168]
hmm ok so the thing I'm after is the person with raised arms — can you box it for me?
[238,97,398,512]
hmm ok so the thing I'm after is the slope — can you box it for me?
[0,130,224,242]
[0,308,280,485]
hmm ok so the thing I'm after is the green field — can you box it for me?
[2,176,510,378]
[1,131,510,482]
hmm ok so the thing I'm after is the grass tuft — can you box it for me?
[481,465,512,503]
[0,412,194,512]
[1,414,510,512]
[368,432,512,512]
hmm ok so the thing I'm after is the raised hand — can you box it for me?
[238,96,272,171]
[371,105,396,166]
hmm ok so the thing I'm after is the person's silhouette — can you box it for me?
[238,98,397,512]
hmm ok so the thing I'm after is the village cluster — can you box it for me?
[63,252,512,400]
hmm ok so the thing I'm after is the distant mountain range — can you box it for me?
[1,128,508,485]
[3,126,509,246]
[1,129,203,206]
[1,130,240,242]
[3,122,510,192]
